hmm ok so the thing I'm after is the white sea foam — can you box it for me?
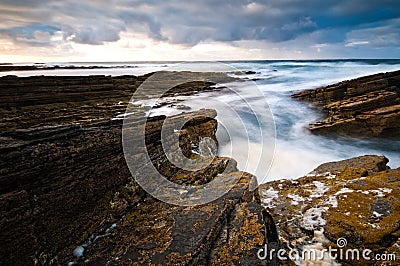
[335,188,354,195]
[7,61,400,182]
[170,61,399,182]
[261,187,279,208]
[217,61,400,181]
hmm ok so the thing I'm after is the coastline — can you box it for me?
[2,0,400,264]
[292,70,400,138]
[1,69,399,265]
[0,73,277,265]
[259,155,399,265]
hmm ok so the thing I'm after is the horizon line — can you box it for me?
[2,58,400,64]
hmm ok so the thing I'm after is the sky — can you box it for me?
[0,0,399,62]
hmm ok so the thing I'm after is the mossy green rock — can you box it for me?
[259,155,400,265]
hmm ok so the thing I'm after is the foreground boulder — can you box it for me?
[292,70,400,137]
[259,155,400,265]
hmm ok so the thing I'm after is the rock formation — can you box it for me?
[292,70,400,137]
[259,155,400,265]
[0,75,276,265]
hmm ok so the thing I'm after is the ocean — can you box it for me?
[3,59,400,183]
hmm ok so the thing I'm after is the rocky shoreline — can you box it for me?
[274,69,400,265]
[1,71,399,265]
[292,70,400,137]
[259,155,399,265]
[0,74,277,265]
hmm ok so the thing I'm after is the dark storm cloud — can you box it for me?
[4,23,60,39]
[346,19,400,47]
[0,23,61,46]
[0,0,399,49]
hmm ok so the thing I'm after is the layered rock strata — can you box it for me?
[0,74,276,265]
[292,70,400,137]
[0,73,232,132]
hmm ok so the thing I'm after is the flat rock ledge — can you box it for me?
[292,70,400,137]
[259,155,400,265]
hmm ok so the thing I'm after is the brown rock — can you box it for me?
[311,155,389,175]
[209,201,278,266]
[259,155,400,265]
[0,74,275,265]
[81,172,272,265]
[292,70,400,137]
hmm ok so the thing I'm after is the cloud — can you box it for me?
[0,23,61,46]
[345,19,400,47]
[345,41,370,47]
[63,22,125,45]
[0,0,399,59]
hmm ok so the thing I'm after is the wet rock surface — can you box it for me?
[292,70,400,137]
[311,155,390,176]
[0,72,234,132]
[259,155,400,265]
[0,74,276,265]
[82,172,276,265]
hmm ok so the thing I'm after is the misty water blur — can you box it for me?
[183,60,400,182]
[4,60,400,183]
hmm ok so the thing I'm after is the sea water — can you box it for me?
[147,60,400,182]
[224,60,400,181]
[3,59,400,182]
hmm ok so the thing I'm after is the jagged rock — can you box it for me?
[292,70,400,137]
[209,201,279,266]
[311,155,389,175]
[80,172,272,265]
[259,155,400,265]
[0,75,275,265]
